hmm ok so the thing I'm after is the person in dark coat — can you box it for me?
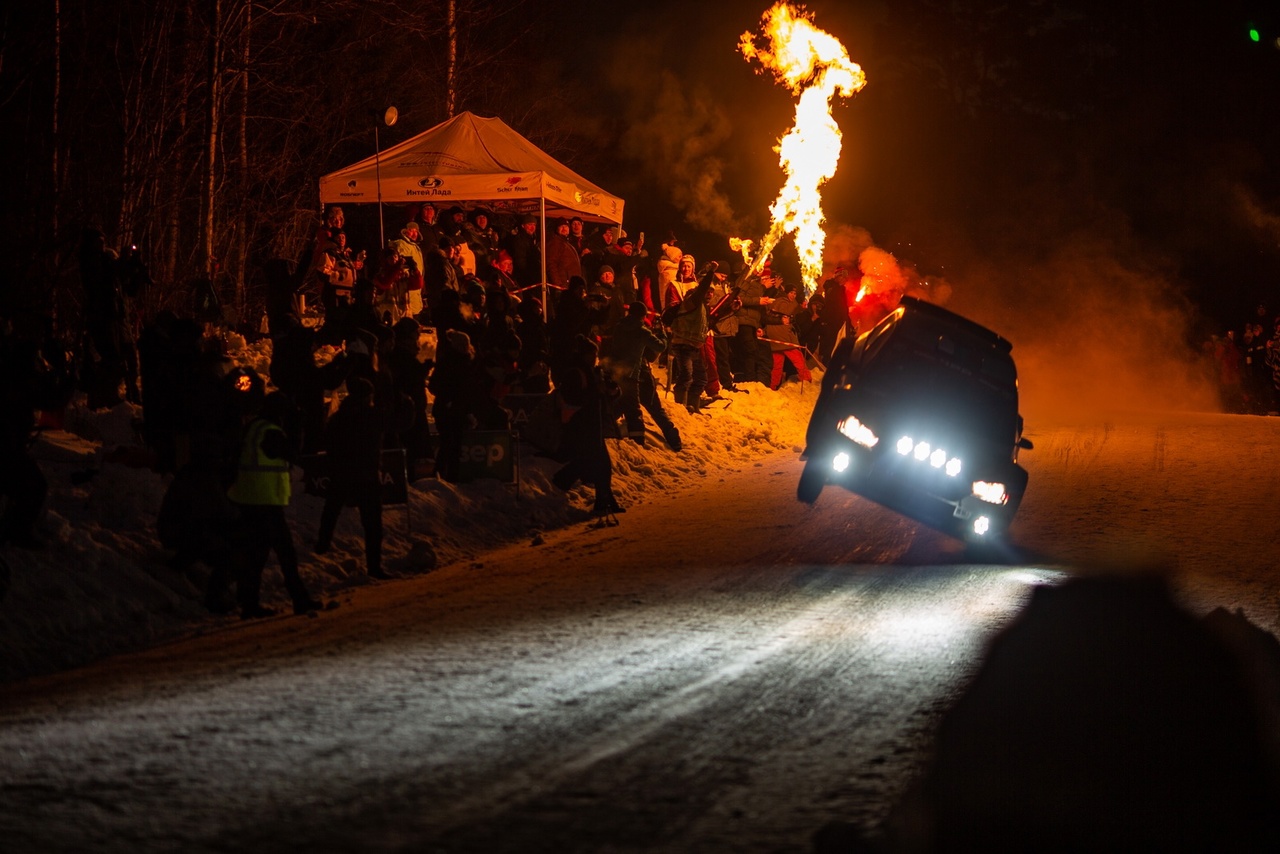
[552,335,624,523]
[818,273,851,361]
[384,317,434,473]
[269,317,351,454]
[514,296,552,394]
[549,276,592,383]
[0,334,52,548]
[429,329,483,484]
[156,439,239,612]
[314,378,391,579]
[601,302,681,451]
[503,215,542,289]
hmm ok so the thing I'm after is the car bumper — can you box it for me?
[819,440,1022,540]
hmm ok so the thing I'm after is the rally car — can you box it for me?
[798,296,1032,542]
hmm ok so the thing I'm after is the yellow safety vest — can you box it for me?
[227,419,291,506]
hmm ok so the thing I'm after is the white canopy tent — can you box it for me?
[320,112,625,308]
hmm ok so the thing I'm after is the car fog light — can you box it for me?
[837,416,879,448]
[945,458,962,477]
[929,448,947,468]
[972,480,1008,504]
[896,436,914,455]
[913,442,931,461]
[832,452,851,473]
[973,515,991,536]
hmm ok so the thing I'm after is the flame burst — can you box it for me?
[739,3,865,294]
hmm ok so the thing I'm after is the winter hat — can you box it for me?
[393,316,420,342]
[402,221,420,235]
[346,377,375,402]
[597,265,614,278]
[627,301,648,317]
[346,328,377,356]
[445,329,473,355]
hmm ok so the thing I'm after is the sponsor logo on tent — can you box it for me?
[417,177,444,188]
[506,176,523,185]
[346,180,357,188]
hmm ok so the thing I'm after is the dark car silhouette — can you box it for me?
[799,296,1032,542]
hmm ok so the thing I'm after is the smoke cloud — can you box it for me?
[617,71,745,236]
[945,236,1220,422]
[1235,184,1280,248]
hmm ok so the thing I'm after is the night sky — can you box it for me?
[540,0,1280,333]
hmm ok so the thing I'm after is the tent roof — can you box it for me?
[318,112,623,224]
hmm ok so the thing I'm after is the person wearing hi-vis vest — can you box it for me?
[227,391,322,618]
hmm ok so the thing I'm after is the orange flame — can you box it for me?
[739,2,866,294]
[728,236,755,264]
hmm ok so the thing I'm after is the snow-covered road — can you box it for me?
[2,410,1278,852]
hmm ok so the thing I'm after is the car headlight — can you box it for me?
[837,416,879,448]
[973,515,991,535]
[898,436,962,475]
[972,480,1008,504]
[832,452,851,473]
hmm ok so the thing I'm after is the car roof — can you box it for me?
[898,296,1013,355]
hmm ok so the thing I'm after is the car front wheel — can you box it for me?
[798,459,826,504]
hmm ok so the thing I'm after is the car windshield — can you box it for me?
[858,311,1020,442]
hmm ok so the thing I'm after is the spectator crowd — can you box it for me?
[1205,303,1280,415]
[1,205,842,621]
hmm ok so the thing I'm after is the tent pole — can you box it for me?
[375,122,385,248]
[539,194,548,323]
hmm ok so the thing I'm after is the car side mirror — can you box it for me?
[1018,437,1034,450]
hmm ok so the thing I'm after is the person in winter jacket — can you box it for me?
[656,242,683,311]
[667,262,718,412]
[764,285,813,390]
[601,302,681,451]
[314,378,391,579]
[546,219,583,288]
[389,222,427,318]
[552,335,624,523]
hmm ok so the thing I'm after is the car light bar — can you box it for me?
[837,416,879,448]
[896,436,962,477]
[972,480,1008,504]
